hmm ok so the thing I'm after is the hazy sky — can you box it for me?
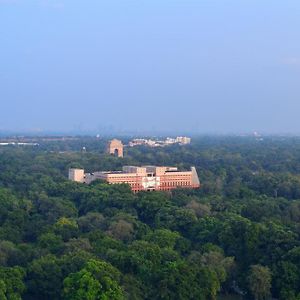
[1,0,300,134]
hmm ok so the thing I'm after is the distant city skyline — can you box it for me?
[1,1,300,134]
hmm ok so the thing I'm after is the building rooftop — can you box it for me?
[69,165,200,192]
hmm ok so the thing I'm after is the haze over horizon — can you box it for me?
[1,0,300,134]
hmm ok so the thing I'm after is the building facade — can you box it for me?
[68,168,85,183]
[106,139,124,157]
[175,136,191,144]
[128,136,191,147]
[69,165,200,192]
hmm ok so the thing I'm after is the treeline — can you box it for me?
[0,136,300,299]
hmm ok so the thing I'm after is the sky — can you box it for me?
[0,0,300,134]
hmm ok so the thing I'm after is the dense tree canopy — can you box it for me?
[0,136,300,299]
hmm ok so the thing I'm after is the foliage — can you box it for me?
[0,136,300,299]
[63,259,124,300]
[247,265,272,300]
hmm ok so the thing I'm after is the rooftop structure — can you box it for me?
[69,165,200,192]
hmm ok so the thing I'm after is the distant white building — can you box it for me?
[128,136,191,147]
[176,136,191,144]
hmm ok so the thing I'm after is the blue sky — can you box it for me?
[0,0,300,134]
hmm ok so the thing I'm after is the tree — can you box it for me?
[186,200,211,218]
[25,255,63,300]
[64,238,92,254]
[78,212,106,233]
[53,217,79,241]
[200,251,235,286]
[63,269,102,300]
[154,207,197,233]
[0,266,26,300]
[134,192,170,225]
[0,189,19,224]
[144,229,180,249]
[0,280,6,300]
[63,259,124,300]
[126,241,162,278]
[60,250,94,277]
[107,220,134,242]
[38,232,64,254]
[247,265,271,300]
[0,241,21,267]
[273,261,300,300]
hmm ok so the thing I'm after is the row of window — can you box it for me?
[161,181,191,187]
[107,179,192,187]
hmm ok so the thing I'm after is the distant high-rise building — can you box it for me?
[69,165,200,192]
[107,139,123,157]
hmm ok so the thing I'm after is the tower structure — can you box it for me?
[107,139,123,157]
[68,168,85,183]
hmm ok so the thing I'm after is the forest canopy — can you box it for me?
[0,135,300,300]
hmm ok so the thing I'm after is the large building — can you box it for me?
[107,139,123,157]
[69,165,200,192]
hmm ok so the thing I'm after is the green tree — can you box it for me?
[25,255,63,300]
[247,265,272,300]
[63,259,124,300]
[144,229,180,249]
[38,232,64,254]
[78,212,106,233]
[0,280,6,300]
[63,269,102,300]
[107,220,134,242]
[53,217,79,241]
[0,266,26,300]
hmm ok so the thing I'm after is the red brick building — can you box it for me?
[69,166,200,192]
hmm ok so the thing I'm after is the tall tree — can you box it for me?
[247,265,271,300]
[63,259,124,300]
